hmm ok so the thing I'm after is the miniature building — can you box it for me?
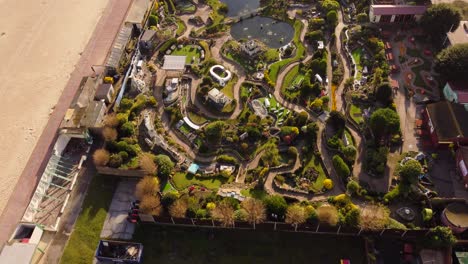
[163,78,180,105]
[241,40,262,57]
[106,24,133,69]
[95,83,115,104]
[208,88,230,108]
[446,21,468,47]
[163,55,187,71]
[424,101,468,147]
[441,203,468,233]
[456,146,468,189]
[0,223,44,264]
[444,81,468,110]
[188,163,200,174]
[369,0,428,23]
[317,41,324,50]
[61,76,107,134]
[139,29,157,51]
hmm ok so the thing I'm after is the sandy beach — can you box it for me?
[0,0,110,215]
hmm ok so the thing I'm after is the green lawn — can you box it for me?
[175,18,187,37]
[240,188,268,199]
[303,155,327,192]
[172,45,201,64]
[225,50,257,73]
[349,104,364,125]
[351,49,363,79]
[60,175,118,264]
[220,75,238,99]
[188,111,208,125]
[264,48,280,63]
[172,172,228,190]
[268,20,305,84]
[280,64,303,99]
[162,181,177,193]
[344,129,355,146]
[133,225,366,264]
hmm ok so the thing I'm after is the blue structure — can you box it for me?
[188,163,200,174]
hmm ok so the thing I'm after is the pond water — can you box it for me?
[230,16,294,49]
[220,0,260,17]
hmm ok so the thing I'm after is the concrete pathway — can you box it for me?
[101,180,137,240]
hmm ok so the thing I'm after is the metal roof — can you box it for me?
[163,55,187,70]
[371,5,427,16]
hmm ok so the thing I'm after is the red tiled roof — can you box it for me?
[457,91,468,103]
[449,81,468,91]
[372,5,427,16]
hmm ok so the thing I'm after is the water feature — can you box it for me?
[230,16,294,49]
[220,0,260,17]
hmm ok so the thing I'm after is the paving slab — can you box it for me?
[100,180,137,240]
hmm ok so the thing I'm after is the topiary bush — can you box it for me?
[332,155,350,180]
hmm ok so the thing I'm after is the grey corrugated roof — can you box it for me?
[163,55,186,70]
[105,25,133,69]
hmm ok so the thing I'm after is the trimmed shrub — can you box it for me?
[119,122,135,137]
[332,155,350,180]
[93,149,110,166]
[108,154,123,168]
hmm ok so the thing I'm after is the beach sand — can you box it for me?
[0,0,110,215]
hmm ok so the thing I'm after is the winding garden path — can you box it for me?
[159,11,353,200]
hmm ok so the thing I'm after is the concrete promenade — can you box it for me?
[0,0,133,246]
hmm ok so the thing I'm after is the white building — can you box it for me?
[241,40,262,57]
[208,88,229,106]
[369,0,427,23]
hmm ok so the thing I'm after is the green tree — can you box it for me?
[357,13,368,23]
[369,108,400,140]
[326,10,338,26]
[343,207,360,227]
[204,121,226,143]
[375,82,393,105]
[346,180,361,195]
[264,195,288,217]
[321,0,340,12]
[399,159,422,184]
[420,4,461,39]
[155,154,175,178]
[327,110,346,131]
[435,43,468,82]
[119,122,135,137]
[148,15,159,27]
[343,145,357,162]
[424,226,457,248]
[305,122,319,143]
[305,30,324,43]
[332,155,351,179]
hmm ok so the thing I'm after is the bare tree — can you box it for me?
[169,199,188,218]
[104,113,120,128]
[359,204,390,230]
[212,201,235,227]
[241,198,266,225]
[102,126,118,142]
[135,176,160,200]
[316,204,339,226]
[285,204,306,225]
[139,194,162,215]
[93,148,110,166]
[139,153,157,175]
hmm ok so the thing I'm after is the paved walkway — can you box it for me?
[333,11,349,112]
[101,180,137,240]
[0,0,133,247]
